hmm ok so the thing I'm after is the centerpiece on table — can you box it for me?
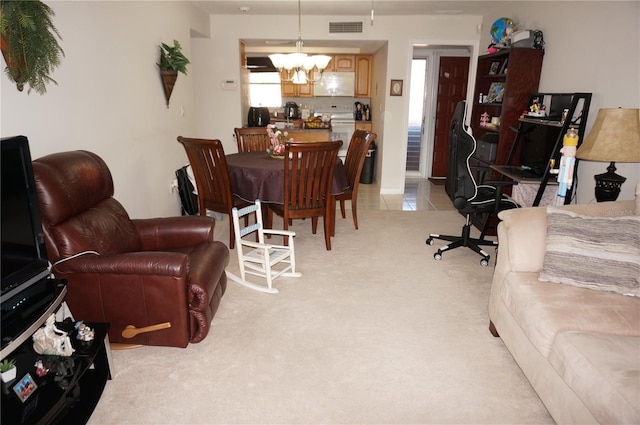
[266,124,293,159]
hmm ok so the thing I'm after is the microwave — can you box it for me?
[314,72,355,97]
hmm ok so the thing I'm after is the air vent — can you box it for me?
[329,22,363,34]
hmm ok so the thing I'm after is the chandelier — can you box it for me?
[268,0,331,85]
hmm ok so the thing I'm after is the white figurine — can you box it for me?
[32,314,75,357]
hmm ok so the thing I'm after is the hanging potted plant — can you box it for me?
[0,0,65,94]
[1,358,17,383]
[156,39,190,107]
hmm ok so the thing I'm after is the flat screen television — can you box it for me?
[1,136,66,357]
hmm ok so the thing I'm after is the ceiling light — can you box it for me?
[269,0,331,85]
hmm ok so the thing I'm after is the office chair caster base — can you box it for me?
[434,250,443,261]
[480,257,490,267]
[426,237,434,246]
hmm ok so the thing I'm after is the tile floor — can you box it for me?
[356,178,456,211]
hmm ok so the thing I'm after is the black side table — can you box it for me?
[1,322,112,425]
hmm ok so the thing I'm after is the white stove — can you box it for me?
[314,102,355,159]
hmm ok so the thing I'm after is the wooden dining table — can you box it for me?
[226,151,349,234]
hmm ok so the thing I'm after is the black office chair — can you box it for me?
[426,101,519,266]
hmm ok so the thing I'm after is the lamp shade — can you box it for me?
[576,108,640,162]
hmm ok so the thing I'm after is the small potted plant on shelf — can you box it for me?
[1,358,17,383]
[156,39,190,107]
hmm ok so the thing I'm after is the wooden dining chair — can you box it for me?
[177,136,250,249]
[335,130,377,229]
[234,127,271,153]
[267,140,342,251]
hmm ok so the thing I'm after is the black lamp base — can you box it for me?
[594,161,626,202]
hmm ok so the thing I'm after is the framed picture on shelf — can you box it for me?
[499,58,509,74]
[488,61,501,75]
[12,373,38,402]
[486,82,505,103]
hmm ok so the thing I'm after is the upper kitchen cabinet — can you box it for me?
[280,69,315,98]
[355,55,372,98]
[328,55,356,71]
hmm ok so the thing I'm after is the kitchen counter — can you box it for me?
[287,129,331,142]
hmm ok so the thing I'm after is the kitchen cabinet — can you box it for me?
[355,55,372,98]
[280,69,314,98]
[328,55,355,71]
[470,48,544,165]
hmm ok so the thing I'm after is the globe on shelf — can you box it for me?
[490,17,514,45]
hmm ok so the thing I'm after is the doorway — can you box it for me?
[406,47,471,179]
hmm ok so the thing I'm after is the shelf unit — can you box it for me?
[470,48,544,165]
[506,92,592,206]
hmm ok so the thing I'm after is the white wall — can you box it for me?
[194,2,639,202]
[476,2,640,202]
[1,1,208,218]
[2,2,638,218]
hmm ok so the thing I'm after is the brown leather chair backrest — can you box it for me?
[234,127,271,153]
[32,150,141,262]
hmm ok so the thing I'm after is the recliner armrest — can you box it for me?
[133,216,215,251]
[52,251,190,277]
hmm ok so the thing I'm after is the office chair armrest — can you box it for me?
[480,180,516,213]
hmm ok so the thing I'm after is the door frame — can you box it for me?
[410,45,475,179]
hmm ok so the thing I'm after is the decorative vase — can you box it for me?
[160,70,178,108]
[1,367,17,383]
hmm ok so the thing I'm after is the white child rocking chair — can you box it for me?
[227,200,301,294]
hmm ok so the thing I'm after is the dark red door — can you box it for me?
[431,56,470,177]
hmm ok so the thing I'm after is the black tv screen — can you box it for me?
[1,136,50,301]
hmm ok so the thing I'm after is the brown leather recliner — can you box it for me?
[32,150,229,348]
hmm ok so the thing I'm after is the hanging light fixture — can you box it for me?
[269,0,331,85]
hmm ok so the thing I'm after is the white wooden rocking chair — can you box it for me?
[227,200,301,294]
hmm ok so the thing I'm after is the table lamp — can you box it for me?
[576,108,640,202]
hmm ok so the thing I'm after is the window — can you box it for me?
[249,72,281,108]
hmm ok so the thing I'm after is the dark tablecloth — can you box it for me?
[227,152,349,204]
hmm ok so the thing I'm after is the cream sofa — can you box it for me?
[488,199,640,424]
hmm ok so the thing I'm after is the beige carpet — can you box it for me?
[87,210,553,425]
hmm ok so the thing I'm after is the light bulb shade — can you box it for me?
[313,55,332,71]
[576,108,640,163]
[268,54,286,69]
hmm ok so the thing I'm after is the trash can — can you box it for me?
[359,142,376,184]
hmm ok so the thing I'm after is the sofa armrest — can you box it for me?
[498,207,549,273]
[132,216,215,251]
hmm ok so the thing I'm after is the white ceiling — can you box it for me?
[192,0,511,54]
[192,0,529,16]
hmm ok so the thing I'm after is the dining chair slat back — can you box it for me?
[336,130,377,229]
[177,136,249,249]
[268,140,342,250]
[234,127,271,153]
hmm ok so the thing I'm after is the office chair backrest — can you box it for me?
[446,101,479,211]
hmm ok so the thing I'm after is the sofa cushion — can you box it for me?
[500,271,640,357]
[549,332,640,424]
[539,207,640,297]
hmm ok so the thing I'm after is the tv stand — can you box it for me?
[1,321,112,425]
[1,279,67,359]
